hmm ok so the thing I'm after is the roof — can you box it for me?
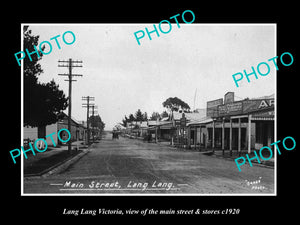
[148,120,158,126]
[59,112,85,127]
[114,124,126,130]
[145,121,173,130]
[159,122,173,129]
[127,121,148,128]
[187,117,213,126]
[251,109,274,120]
[157,121,172,126]
[251,94,274,100]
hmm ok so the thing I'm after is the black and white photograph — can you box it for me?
[21,24,276,195]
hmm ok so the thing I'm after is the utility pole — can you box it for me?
[82,96,95,145]
[58,59,83,154]
[90,105,98,143]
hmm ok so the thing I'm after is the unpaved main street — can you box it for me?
[24,133,275,194]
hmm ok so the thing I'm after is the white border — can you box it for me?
[21,23,277,196]
[21,24,24,194]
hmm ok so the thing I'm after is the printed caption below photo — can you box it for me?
[63,208,240,216]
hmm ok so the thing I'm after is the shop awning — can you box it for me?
[187,118,213,126]
[251,116,274,121]
[251,110,274,121]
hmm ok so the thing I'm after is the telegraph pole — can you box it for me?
[90,105,98,143]
[58,59,83,154]
[82,96,95,145]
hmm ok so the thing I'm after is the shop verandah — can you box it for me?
[187,113,274,157]
[125,104,274,159]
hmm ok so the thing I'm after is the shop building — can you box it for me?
[186,92,274,154]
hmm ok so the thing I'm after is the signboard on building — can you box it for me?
[252,110,274,119]
[206,98,223,117]
[243,98,274,113]
[207,98,223,108]
[218,101,243,116]
[207,92,275,118]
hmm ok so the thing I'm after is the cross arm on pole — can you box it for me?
[59,73,83,76]
[72,74,83,76]
[82,103,95,106]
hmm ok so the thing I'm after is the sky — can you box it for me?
[25,24,276,130]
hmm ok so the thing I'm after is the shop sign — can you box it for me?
[218,101,243,116]
[207,98,223,108]
[207,98,223,117]
[243,99,274,113]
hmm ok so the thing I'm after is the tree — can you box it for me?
[25,80,68,127]
[135,109,143,122]
[128,114,135,122]
[122,110,148,127]
[150,112,161,121]
[162,97,190,112]
[161,110,169,118]
[143,112,148,121]
[23,25,43,83]
[89,115,105,131]
[122,115,129,127]
[23,26,68,134]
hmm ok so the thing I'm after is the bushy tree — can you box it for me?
[89,115,105,131]
[25,80,68,127]
[135,109,143,122]
[121,115,129,127]
[129,114,135,122]
[161,110,169,118]
[143,112,148,121]
[23,26,68,130]
[162,97,190,112]
[122,110,149,127]
[150,112,161,121]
